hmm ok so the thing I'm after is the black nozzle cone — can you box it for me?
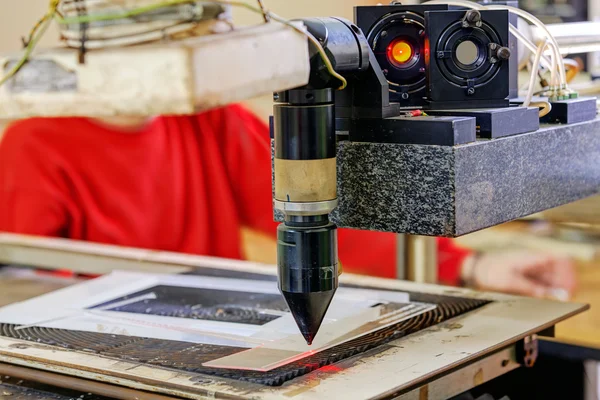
[282,289,336,345]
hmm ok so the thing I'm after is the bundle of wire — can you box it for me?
[1,0,347,91]
[57,0,230,49]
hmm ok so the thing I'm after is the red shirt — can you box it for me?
[0,105,469,284]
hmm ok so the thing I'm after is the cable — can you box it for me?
[562,58,580,83]
[548,40,557,87]
[0,1,59,88]
[530,101,551,117]
[523,40,549,107]
[508,23,554,72]
[485,4,566,87]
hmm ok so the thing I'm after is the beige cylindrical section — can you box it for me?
[274,157,337,202]
[397,234,438,284]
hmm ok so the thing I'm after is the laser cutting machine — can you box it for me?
[0,1,598,399]
[272,7,598,344]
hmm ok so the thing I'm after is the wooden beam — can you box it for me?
[0,22,309,118]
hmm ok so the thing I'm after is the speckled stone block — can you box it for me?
[273,118,600,237]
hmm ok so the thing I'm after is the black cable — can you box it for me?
[75,0,89,64]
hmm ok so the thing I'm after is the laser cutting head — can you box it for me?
[273,89,339,344]
[273,17,373,345]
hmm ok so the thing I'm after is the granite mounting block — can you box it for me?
[273,118,600,237]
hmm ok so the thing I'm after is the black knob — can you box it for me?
[496,46,511,60]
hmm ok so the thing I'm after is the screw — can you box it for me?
[401,92,409,100]
[419,67,426,73]
[419,29,425,36]
[467,87,475,95]
[465,10,481,23]
[437,51,445,58]
[381,30,388,38]
[462,21,470,28]
[497,46,511,60]
[383,69,389,76]
[490,57,498,64]
[489,43,498,51]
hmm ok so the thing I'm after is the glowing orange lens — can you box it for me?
[388,40,413,64]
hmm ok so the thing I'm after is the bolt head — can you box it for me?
[467,88,475,95]
[401,92,409,100]
[381,30,388,38]
[497,46,511,60]
[436,51,444,58]
[466,10,481,22]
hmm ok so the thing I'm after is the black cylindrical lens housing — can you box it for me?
[274,103,335,160]
[277,222,338,294]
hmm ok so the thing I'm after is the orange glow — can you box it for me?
[388,39,413,65]
[319,365,343,373]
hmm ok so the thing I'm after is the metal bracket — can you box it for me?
[516,335,539,368]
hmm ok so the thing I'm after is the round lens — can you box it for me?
[387,39,413,66]
[455,40,479,66]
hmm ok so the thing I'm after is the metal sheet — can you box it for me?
[0,236,589,398]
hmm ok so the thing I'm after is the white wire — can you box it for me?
[524,40,549,107]
[548,41,558,86]
[484,4,566,87]
[508,23,554,72]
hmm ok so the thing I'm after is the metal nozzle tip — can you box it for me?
[282,289,336,346]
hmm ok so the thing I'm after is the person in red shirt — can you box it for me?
[0,105,576,298]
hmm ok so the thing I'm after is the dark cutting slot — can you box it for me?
[89,285,288,326]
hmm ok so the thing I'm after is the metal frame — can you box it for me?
[0,233,589,399]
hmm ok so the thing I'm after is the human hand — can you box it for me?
[460,251,577,300]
